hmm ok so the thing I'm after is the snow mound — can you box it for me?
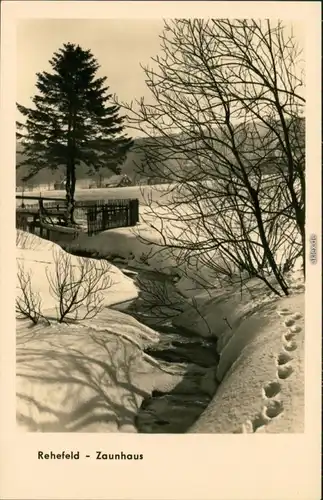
[16,231,139,315]
[172,277,279,339]
[17,309,185,433]
[16,312,162,432]
[172,267,304,343]
[68,225,179,276]
[189,293,304,433]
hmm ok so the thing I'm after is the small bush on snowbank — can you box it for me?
[46,246,113,323]
[16,240,114,325]
[16,261,45,324]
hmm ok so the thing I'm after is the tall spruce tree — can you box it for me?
[16,43,133,223]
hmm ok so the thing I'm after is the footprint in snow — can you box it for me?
[290,325,302,333]
[251,410,270,432]
[264,399,284,419]
[242,419,255,433]
[277,308,292,317]
[284,318,295,327]
[241,399,284,433]
[277,364,294,380]
[263,381,281,398]
[277,351,293,366]
[284,332,296,342]
[283,340,298,352]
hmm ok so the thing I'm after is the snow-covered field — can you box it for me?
[16,183,175,205]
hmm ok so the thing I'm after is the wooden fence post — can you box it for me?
[87,210,91,236]
[39,198,44,215]
[102,205,107,232]
[129,199,139,226]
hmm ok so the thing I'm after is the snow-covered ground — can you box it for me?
[17,310,189,432]
[16,232,189,432]
[189,292,305,433]
[16,199,305,433]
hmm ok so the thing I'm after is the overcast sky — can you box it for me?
[17,19,305,137]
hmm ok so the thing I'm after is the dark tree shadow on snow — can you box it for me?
[16,327,152,432]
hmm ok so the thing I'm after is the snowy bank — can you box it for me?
[189,293,304,433]
[67,224,179,276]
[16,232,191,432]
[16,311,171,432]
[172,268,304,340]
[16,231,139,316]
[16,230,305,433]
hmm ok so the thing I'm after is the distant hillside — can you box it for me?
[16,136,175,187]
[16,138,152,187]
[16,117,304,187]
[16,144,117,187]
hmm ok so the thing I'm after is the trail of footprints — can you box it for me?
[236,307,303,433]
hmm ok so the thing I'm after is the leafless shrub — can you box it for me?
[120,19,305,296]
[46,247,113,323]
[16,260,44,324]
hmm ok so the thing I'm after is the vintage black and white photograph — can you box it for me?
[16,17,306,434]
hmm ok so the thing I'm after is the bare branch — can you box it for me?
[45,247,113,323]
[16,261,46,324]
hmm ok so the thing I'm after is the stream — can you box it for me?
[67,248,220,433]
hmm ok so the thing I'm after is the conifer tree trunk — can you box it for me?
[65,166,74,225]
[65,110,76,225]
[70,164,76,224]
[65,163,76,225]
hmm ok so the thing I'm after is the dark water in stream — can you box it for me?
[66,248,220,433]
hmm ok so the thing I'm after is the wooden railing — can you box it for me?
[16,195,139,238]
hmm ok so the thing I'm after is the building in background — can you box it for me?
[104,174,132,188]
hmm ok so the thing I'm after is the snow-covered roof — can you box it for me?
[105,174,129,186]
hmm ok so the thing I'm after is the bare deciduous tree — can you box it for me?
[120,19,305,296]
[46,247,113,323]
